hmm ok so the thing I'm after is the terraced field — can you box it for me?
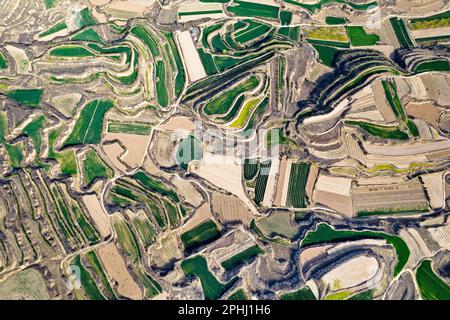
[0,0,449,303]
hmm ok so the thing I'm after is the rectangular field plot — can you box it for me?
[64,100,113,146]
[286,162,310,208]
[180,219,221,249]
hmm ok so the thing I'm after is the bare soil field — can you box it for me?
[352,179,429,214]
[0,269,50,299]
[150,130,178,167]
[396,0,445,15]
[372,80,397,123]
[105,0,156,18]
[406,102,443,128]
[273,158,291,207]
[420,74,450,107]
[212,192,253,224]
[102,142,128,172]
[412,27,450,39]
[81,194,111,239]
[399,228,433,268]
[181,202,211,232]
[428,224,450,251]
[190,153,258,215]
[300,244,332,266]
[103,132,151,168]
[312,175,353,216]
[363,139,450,157]
[321,256,380,291]
[305,164,319,201]
[97,243,143,300]
[262,157,279,207]
[157,116,195,132]
[149,232,183,269]
[421,172,445,209]
[177,30,207,82]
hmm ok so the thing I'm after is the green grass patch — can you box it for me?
[133,170,180,203]
[82,148,112,186]
[76,7,96,28]
[228,0,280,20]
[130,25,160,57]
[155,60,168,107]
[416,35,450,42]
[345,120,409,140]
[131,213,155,248]
[198,48,219,75]
[50,45,95,58]
[5,143,23,168]
[416,259,450,300]
[85,251,117,299]
[204,76,259,115]
[221,245,264,270]
[176,135,204,170]
[278,26,300,41]
[280,11,293,25]
[414,59,450,73]
[38,21,67,38]
[279,286,316,300]
[7,89,43,107]
[324,291,353,300]
[114,217,141,262]
[349,289,374,300]
[389,17,414,48]
[71,255,105,300]
[243,158,259,181]
[228,288,248,300]
[286,162,310,208]
[326,16,347,25]
[347,26,379,46]
[230,97,261,128]
[0,51,8,69]
[163,200,180,228]
[311,44,341,67]
[217,95,245,123]
[181,255,237,300]
[43,0,56,9]
[266,128,288,149]
[64,99,113,146]
[22,115,46,154]
[71,28,105,43]
[163,31,186,97]
[180,219,220,249]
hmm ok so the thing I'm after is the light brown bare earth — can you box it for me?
[81,194,111,239]
[97,243,143,300]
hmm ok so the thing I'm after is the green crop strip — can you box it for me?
[228,0,280,20]
[82,149,112,186]
[347,26,380,46]
[302,223,410,276]
[416,259,450,300]
[204,75,259,115]
[221,245,264,270]
[181,255,238,300]
[180,220,220,249]
[64,100,113,146]
[6,89,43,107]
[286,162,310,208]
[389,17,414,48]
[345,120,409,140]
